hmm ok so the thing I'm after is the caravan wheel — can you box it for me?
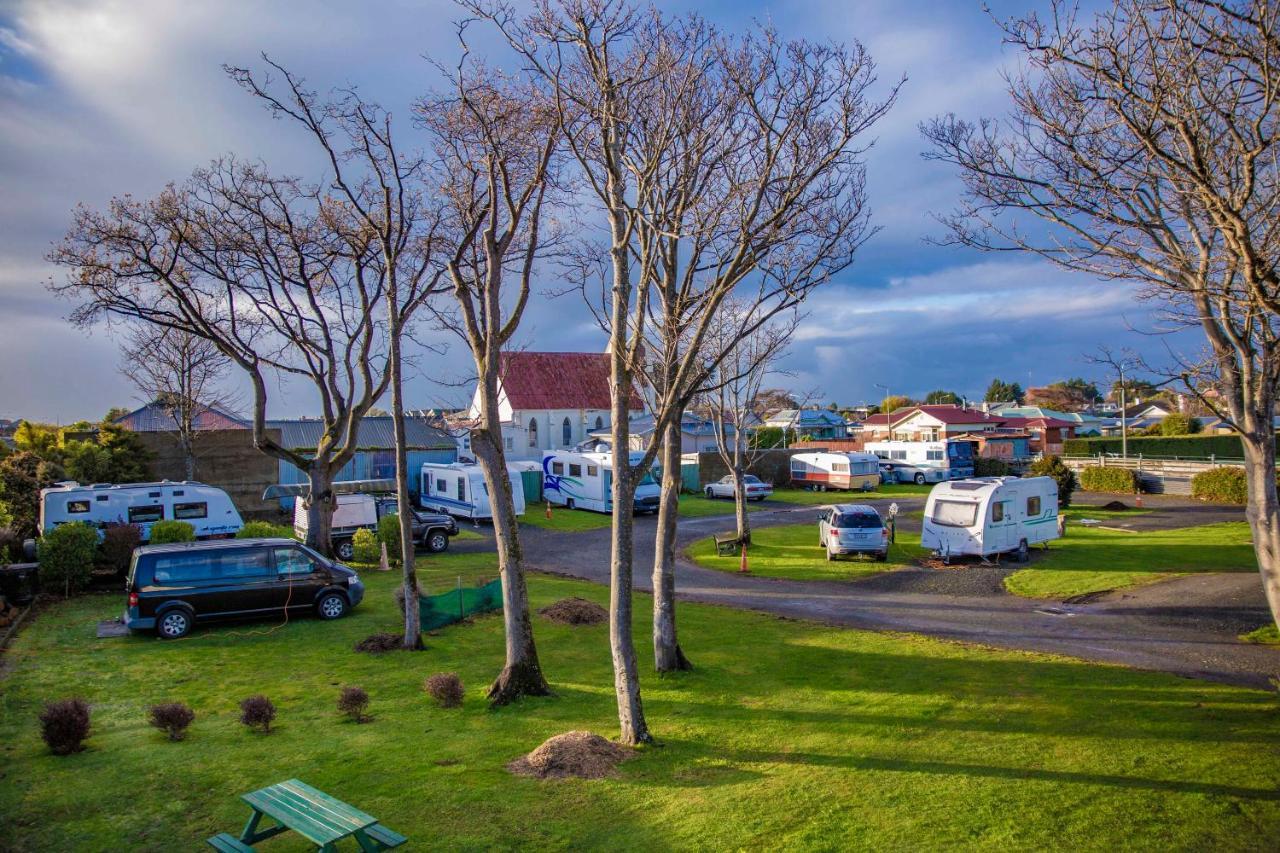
[1015,539,1029,563]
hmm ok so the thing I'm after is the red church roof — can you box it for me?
[498,351,642,411]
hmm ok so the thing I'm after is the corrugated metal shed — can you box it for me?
[115,400,247,432]
[266,416,455,451]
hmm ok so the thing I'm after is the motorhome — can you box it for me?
[38,481,243,541]
[542,450,661,514]
[920,476,1060,562]
[864,439,974,483]
[419,462,526,520]
[789,451,881,492]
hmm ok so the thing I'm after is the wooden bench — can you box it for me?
[366,823,408,849]
[714,533,741,556]
[206,833,254,853]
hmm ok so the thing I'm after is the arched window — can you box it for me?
[562,417,572,446]
[528,418,538,448]
[594,415,604,430]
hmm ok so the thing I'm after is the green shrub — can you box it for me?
[235,520,295,540]
[1191,467,1249,504]
[973,457,1009,477]
[1028,455,1076,507]
[147,520,195,544]
[38,522,98,596]
[1160,413,1202,436]
[377,513,400,551]
[1078,466,1138,494]
[352,528,380,563]
[98,523,141,574]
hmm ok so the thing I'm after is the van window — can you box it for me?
[552,462,564,475]
[569,463,582,477]
[152,553,211,583]
[219,549,272,578]
[926,450,944,461]
[128,505,164,524]
[66,500,90,514]
[275,547,319,575]
[891,450,907,460]
[932,500,977,528]
[173,502,207,520]
[1027,496,1042,516]
[992,502,1005,523]
[587,465,598,477]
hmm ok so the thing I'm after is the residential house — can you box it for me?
[885,405,1008,441]
[764,409,851,441]
[988,403,1106,436]
[587,413,738,454]
[470,351,642,461]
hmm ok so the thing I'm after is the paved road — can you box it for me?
[518,494,1280,689]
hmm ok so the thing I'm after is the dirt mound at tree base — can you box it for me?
[1101,500,1131,511]
[539,597,608,625]
[354,633,403,653]
[508,731,634,779]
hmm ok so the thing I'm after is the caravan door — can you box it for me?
[986,496,1015,555]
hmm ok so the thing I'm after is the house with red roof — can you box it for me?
[886,405,1009,441]
[469,351,643,460]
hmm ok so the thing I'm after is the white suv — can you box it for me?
[818,504,889,562]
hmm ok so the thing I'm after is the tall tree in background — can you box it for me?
[924,0,1280,628]
[419,44,561,702]
[922,389,960,405]
[983,379,1024,404]
[120,325,238,480]
[226,60,450,649]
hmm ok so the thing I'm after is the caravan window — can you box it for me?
[587,465,598,477]
[128,505,164,524]
[832,462,848,473]
[66,500,90,514]
[552,462,564,475]
[931,500,977,528]
[435,478,447,493]
[853,460,878,475]
[1027,496,1042,516]
[992,502,1005,523]
[569,463,582,477]
[457,478,466,500]
[173,502,207,520]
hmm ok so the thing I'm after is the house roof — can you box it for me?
[1016,416,1077,430]
[265,416,455,451]
[766,409,850,428]
[590,414,734,438]
[114,399,247,432]
[498,351,641,411]
[904,405,1008,427]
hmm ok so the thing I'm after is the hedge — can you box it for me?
[1078,466,1138,494]
[1062,434,1274,460]
[38,522,98,596]
[1189,466,1280,504]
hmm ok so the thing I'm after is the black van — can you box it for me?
[123,538,365,639]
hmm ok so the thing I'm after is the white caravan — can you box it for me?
[541,450,661,514]
[39,481,243,541]
[419,462,526,520]
[789,451,881,492]
[921,476,1060,562]
[865,439,975,483]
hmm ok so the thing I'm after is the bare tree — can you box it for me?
[923,0,1280,628]
[473,0,896,733]
[703,308,799,547]
[119,324,239,480]
[51,63,444,581]
[226,60,450,649]
[418,44,560,702]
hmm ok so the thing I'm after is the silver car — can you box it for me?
[704,474,774,501]
[818,503,889,562]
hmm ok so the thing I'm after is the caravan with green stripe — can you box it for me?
[921,476,1061,562]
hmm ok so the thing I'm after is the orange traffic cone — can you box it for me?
[545,501,552,520]
[739,541,749,573]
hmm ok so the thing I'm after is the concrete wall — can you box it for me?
[697,449,802,487]
[133,429,284,519]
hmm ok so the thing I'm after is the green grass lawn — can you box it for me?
[1004,522,1257,599]
[764,484,932,506]
[520,502,615,532]
[688,523,929,582]
[1241,624,1280,645]
[2,550,1278,849]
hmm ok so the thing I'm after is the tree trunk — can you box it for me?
[388,307,423,651]
[300,464,335,556]
[475,367,550,704]
[732,440,751,544]
[652,417,692,673]
[1240,431,1280,629]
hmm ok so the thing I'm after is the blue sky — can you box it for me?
[0,0,1195,422]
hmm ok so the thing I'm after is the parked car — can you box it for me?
[123,538,364,639]
[294,493,458,561]
[704,474,774,501]
[817,503,889,562]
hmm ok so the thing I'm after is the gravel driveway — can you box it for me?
[517,494,1280,689]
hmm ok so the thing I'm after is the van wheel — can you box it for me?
[334,539,354,561]
[157,609,193,640]
[317,592,348,620]
[914,472,926,485]
[1016,540,1029,563]
[425,531,449,553]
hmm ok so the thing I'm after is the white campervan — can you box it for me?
[541,450,661,514]
[920,476,1060,562]
[865,439,975,483]
[39,481,243,541]
[419,462,526,520]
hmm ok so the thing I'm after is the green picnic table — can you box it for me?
[207,778,406,852]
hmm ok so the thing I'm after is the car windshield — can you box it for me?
[638,470,656,486]
[835,512,881,529]
[931,500,978,527]
[743,476,762,484]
